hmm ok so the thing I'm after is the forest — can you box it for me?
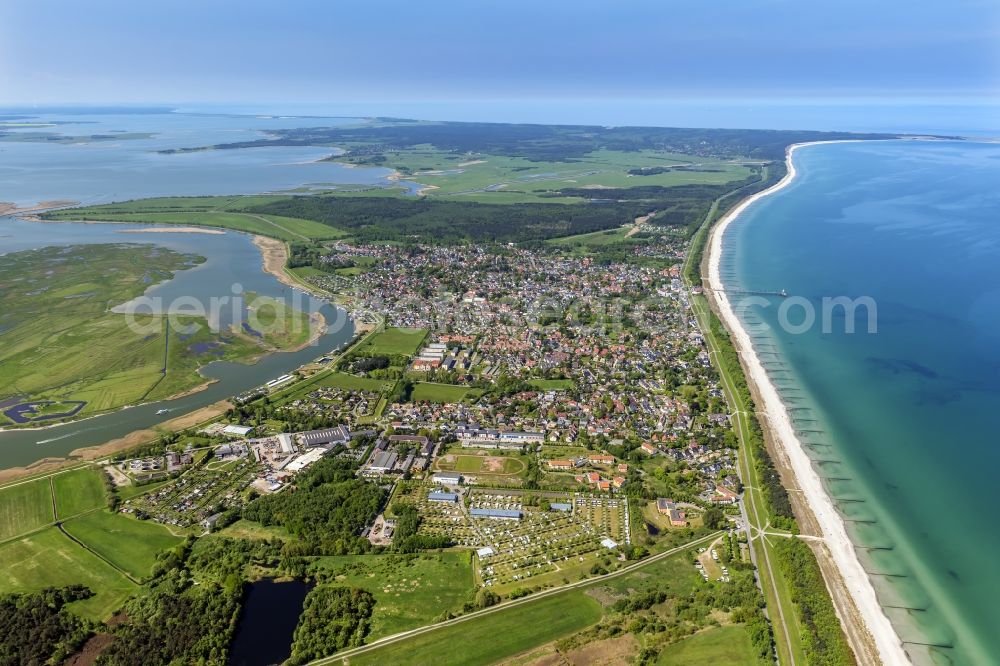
[288,586,376,664]
[241,457,386,555]
[250,195,654,244]
[162,119,898,163]
[0,586,94,665]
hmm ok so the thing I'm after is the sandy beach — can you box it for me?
[0,200,79,216]
[705,141,910,665]
[252,234,300,289]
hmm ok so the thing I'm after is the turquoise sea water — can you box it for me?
[722,140,1000,665]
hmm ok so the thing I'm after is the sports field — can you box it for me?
[346,589,602,666]
[437,454,525,475]
[61,511,183,580]
[0,526,138,620]
[411,382,478,403]
[52,467,107,518]
[356,327,428,356]
[0,478,53,541]
[309,552,476,640]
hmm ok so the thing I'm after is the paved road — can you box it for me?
[309,531,722,665]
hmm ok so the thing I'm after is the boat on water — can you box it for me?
[155,409,170,415]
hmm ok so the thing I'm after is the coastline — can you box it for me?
[0,400,233,485]
[0,199,79,216]
[704,141,911,664]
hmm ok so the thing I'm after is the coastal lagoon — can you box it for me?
[0,216,355,468]
[722,140,1000,665]
[0,110,418,467]
[0,111,420,205]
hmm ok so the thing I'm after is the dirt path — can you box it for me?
[625,210,657,237]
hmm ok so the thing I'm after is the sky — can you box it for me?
[1,0,998,118]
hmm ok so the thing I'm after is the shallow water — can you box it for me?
[725,140,1000,665]
[0,216,356,467]
[0,111,399,205]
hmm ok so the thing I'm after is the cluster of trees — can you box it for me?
[772,538,855,665]
[100,576,243,666]
[390,503,452,553]
[350,355,390,373]
[288,243,334,272]
[242,457,386,555]
[288,586,375,664]
[0,586,94,665]
[227,398,342,434]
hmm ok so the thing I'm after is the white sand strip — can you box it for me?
[706,141,910,665]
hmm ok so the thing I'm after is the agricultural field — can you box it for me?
[61,510,184,580]
[52,467,107,518]
[0,526,138,620]
[345,589,603,666]
[0,478,54,541]
[355,327,428,357]
[309,552,475,640]
[411,382,480,403]
[0,244,264,424]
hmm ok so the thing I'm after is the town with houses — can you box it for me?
[109,235,747,591]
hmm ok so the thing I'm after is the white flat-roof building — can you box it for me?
[222,424,253,437]
[277,433,295,454]
[432,472,462,486]
[286,448,326,472]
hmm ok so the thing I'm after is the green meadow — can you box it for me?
[0,244,308,425]
[344,589,603,666]
[52,467,107,518]
[0,527,138,620]
[332,147,754,205]
[61,510,184,580]
[411,382,479,403]
[356,327,428,357]
[309,552,476,640]
[44,195,345,242]
[657,625,759,666]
